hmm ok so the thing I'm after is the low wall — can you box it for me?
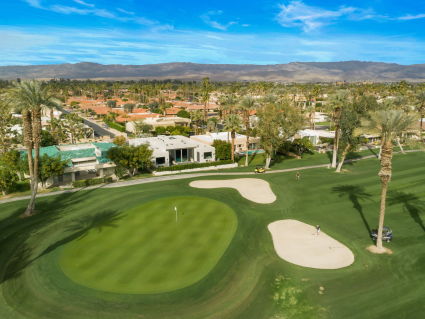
[152,163,238,176]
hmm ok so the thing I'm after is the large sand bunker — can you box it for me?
[189,178,276,204]
[268,219,354,269]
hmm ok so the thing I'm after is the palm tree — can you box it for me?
[415,91,425,136]
[0,97,13,153]
[8,80,60,217]
[364,110,415,251]
[327,90,351,168]
[200,78,212,122]
[239,95,256,166]
[224,114,242,162]
[190,110,203,135]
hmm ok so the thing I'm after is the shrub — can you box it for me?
[212,140,232,160]
[155,160,233,172]
[72,177,113,188]
[104,120,126,132]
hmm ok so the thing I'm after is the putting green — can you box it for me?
[59,196,237,294]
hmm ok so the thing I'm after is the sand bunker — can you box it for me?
[268,219,354,269]
[189,178,276,204]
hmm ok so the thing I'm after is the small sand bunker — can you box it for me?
[268,219,354,269]
[190,178,276,204]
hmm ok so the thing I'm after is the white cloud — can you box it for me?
[201,11,237,31]
[117,8,135,15]
[276,1,381,32]
[73,0,95,8]
[22,0,158,26]
[398,13,425,21]
[1,26,424,66]
[24,0,43,8]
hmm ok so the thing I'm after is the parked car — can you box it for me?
[371,226,393,242]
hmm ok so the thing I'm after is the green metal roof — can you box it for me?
[21,143,116,167]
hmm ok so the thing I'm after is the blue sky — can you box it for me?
[0,0,424,65]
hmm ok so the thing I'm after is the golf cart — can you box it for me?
[255,165,266,174]
[371,226,393,243]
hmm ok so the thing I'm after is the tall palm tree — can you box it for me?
[415,91,425,136]
[327,90,351,168]
[200,77,212,122]
[239,95,256,166]
[0,97,13,154]
[224,114,242,162]
[8,80,60,217]
[364,110,415,251]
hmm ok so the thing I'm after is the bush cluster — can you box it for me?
[72,176,113,188]
[104,120,126,132]
[155,160,233,172]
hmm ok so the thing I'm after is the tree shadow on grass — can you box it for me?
[332,185,372,236]
[36,209,124,259]
[388,191,425,233]
[366,145,379,158]
[0,182,122,284]
[1,209,123,284]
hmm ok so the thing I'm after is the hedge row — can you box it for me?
[155,160,233,172]
[72,176,113,188]
[104,120,126,132]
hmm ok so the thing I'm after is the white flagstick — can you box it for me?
[174,206,178,223]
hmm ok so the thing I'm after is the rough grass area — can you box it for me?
[0,152,425,318]
[59,196,237,294]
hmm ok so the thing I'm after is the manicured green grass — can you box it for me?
[59,196,237,294]
[1,151,425,318]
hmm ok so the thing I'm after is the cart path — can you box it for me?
[0,150,420,205]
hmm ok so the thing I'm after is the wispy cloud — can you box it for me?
[276,1,383,32]
[22,0,157,26]
[24,0,42,9]
[397,13,425,21]
[117,8,135,15]
[1,26,424,66]
[73,0,95,8]
[201,11,237,31]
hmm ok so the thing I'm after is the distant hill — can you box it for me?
[0,61,425,82]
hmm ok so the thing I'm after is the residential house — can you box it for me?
[129,135,215,167]
[23,142,116,186]
[190,132,261,153]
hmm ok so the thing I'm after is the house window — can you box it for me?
[204,152,212,160]
[156,157,166,165]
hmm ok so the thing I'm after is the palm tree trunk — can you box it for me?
[336,144,350,172]
[396,137,405,154]
[331,126,340,168]
[245,115,250,167]
[22,110,35,217]
[265,153,272,169]
[376,141,393,250]
[376,176,389,250]
[231,134,235,162]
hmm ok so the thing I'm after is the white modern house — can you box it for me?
[129,135,215,167]
[296,129,335,145]
[190,132,260,153]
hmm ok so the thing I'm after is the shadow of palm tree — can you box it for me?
[1,210,123,284]
[36,210,124,259]
[388,191,425,233]
[332,185,372,235]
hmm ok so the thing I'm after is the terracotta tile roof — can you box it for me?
[132,108,149,113]
[165,107,182,115]
[116,113,161,123]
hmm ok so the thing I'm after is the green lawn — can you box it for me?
[0,151,425,318]
[59,196,237,294]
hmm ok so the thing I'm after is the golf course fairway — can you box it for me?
[59,196,237,294]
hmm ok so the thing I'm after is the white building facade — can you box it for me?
[129,135,215,167]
